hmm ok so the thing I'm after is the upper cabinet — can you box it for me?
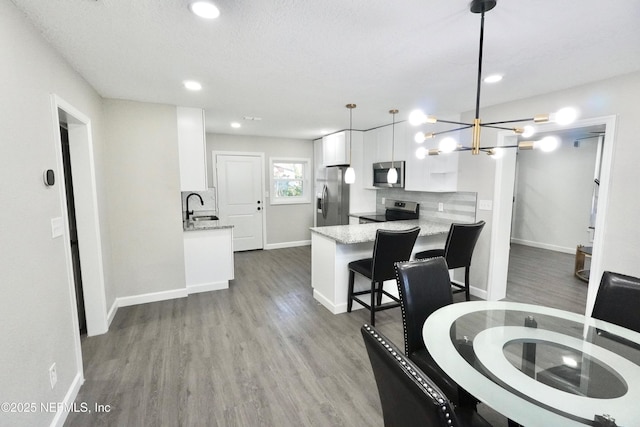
[322,131,350,166]
[362,121,458,192]
[177,107,207,191]
[405,123,458,192]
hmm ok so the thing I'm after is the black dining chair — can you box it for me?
[537,271,640,394]
[415,221,485,301]
[395,257,479,409]
[361,324,491,427]
[347,227,420,326]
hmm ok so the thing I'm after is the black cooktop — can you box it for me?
[358,199,420,223]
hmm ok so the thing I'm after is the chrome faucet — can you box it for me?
[186,193,204,221]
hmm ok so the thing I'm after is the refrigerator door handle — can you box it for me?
[321,184,328,219]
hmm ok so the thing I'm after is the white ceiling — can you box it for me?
[10,0,640,140]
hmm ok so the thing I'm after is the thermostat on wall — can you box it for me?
[43,169,55,186]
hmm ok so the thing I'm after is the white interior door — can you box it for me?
[216,154,264,251]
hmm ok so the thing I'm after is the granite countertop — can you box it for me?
[183,219,234,231]
[310,219,451,245]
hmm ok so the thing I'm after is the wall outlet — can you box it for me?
[381,197,386,205]
[478,199,493,211]
[438,202,444,212]
[49,363,57,389]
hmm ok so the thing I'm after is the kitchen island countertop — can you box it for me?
[310,219,451,245]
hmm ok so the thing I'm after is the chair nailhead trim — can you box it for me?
[364,326,455,426]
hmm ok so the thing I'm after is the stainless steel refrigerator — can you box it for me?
[316,166,350,226]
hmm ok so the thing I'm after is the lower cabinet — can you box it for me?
[183,227,234,293]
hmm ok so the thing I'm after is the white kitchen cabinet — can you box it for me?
[322,131,350,166]
[183,227,234,293]
[314,138,323,180]
[405,126,459,192]
[177,107,207,191]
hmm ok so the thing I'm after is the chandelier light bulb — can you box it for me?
[553,107,578,125]
[439,137,458,153]
[409,110,427,126]
[387,167,398,184]
[415,147,427,160]
[521,125,535,138]
[489,148,505,159]
[344,167,356,184]
[536,136,560,152]
[414,132,426,144]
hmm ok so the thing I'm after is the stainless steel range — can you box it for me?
[358,199,419,224]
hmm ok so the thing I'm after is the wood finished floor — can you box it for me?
[66,244,587,426]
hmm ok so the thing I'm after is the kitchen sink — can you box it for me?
[191,215,218,221]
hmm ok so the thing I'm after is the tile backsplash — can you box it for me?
[375,188,477,223]
[181,189,217,221]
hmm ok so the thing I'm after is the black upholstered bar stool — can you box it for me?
[347,227,420,326]
[415,221,485,301]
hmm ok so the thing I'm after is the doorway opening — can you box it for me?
[505,125,605,313]
[52,95,108,337]
[487,115,616,316]
[60,124,87,333]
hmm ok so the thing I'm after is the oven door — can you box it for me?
[373,161,404,188]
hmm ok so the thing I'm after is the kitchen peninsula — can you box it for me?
[310,220,450,314]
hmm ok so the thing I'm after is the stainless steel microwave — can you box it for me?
[373,161,405,188]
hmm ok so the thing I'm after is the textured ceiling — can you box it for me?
[10,0,640,139]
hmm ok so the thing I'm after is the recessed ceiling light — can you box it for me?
[484,74,503,83]
[230,122,241,128]
[183,80,202,91]
[189,1,220,19]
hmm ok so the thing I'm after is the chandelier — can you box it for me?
[410,0,577,159]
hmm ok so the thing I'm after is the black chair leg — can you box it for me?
[347,270,355,312]
[464,267,471,301]
[376,281,383,306]
[370,280,376,326]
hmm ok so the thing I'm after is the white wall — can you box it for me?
[512,135,598,252]
[0,1,111,425]
[457,71,640,310]
[103,99,186,298]
[207,133,314,247]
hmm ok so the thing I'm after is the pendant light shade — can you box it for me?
[387,109,399,184]
[344,167,356,184]
[387,167,398,184]
[345,104,356,184]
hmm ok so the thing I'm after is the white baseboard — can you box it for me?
[313,289,344,314]
[187,281,229,294]
[49,371,84,427]
[106,299,118,327]
[265,240,311,250]
[116,288,188,308]
[510,238,574,255]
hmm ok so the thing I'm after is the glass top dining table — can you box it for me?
[423,301,640,426]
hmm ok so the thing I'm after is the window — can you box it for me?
[269,157,311,205]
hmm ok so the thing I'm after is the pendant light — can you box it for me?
[344,104,356,184]
[410,0,577,157]
[387,109,399,184]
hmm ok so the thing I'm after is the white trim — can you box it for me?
[313,289,343,314]
[52,95,109,337]
[268,156,312,205]
[107,299,118,327]
[488,115,617,315]
[264,240,311,250]
[116,288,188,308]
[49,371,84,427]
[187,281,229,294]
[510,238,575,254]
[212,150,267,250]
